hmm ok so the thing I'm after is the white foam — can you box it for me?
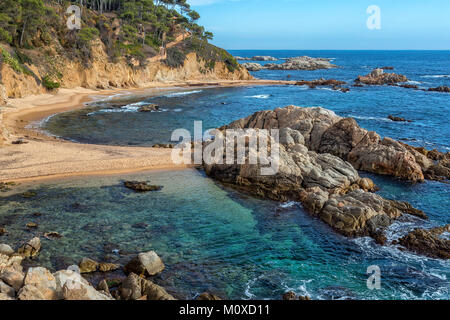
[421,75,450,78]
[280,201,300,209]
[245,94,271,99]
[406,80,422,85]
[163,90,203,98]
[348,114,391,122]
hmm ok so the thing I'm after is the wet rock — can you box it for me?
[398,225,450,259]
[197,292,222,300]
[21,191,37,198]
[282,291,297,300]
[22,267,59,300]
[380,66,394,70]
[123,181,163,192]
[124,251,165,276]
[0,228,6,236]
[356,68,408,85]
[427,86,450,93]
[388,200,428,220]
[370,230,387,246]
[388,115,412,122]
[357,178,377,192]
[79,258,99,274]
[141,279,176,300]
[98,263,120,273]
[138,104,159,112]
[26,222,38,229]
[299,295,312,300]
[44,232,63,239]
[399,84,419,89]
[132,222,149,229]
[0,244,14,256]
[17,237,41,258]
[295,78,346,88]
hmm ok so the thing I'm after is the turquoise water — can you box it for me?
[0,170,448,300]
[3,51,450,299]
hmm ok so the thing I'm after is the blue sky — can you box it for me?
[188,0,450,50]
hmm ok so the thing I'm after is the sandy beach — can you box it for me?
[0,79,293,182]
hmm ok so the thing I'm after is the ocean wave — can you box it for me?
[406,80,422,85]
[163,90,203,98]
[421,75,450,79]
[280,201,300,209]
[245,94,271,99]
[348,114,391,122]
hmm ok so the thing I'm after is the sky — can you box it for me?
[188,0,450,50]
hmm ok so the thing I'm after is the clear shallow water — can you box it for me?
[6,51,450,299]
[0,170,448,300]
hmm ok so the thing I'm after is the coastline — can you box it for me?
[0,79,294,183]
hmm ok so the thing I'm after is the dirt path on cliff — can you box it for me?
[0,80,294,182]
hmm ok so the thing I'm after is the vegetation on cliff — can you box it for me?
[0,0,239,89]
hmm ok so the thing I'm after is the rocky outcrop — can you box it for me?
[265,56,337,70]
[428,86,450,93]
[241,62,264,71]
[295,79,349,92]
[221,106,425,181]
[388,115,412,122]
[356,68,408,85]
[235,56,277,61]
[397,225,450,259]
[203,106,428,238]
[138,104,159,112]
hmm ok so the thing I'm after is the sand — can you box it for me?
[0,79,293,182]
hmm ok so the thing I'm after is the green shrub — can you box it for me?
[165,47,186,68]
[42,75,60,90]
[1,48,32,75]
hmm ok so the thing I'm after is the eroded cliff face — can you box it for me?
[0,41,251,145]
[0,41,251,100]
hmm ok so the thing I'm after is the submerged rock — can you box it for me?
[356,68,408,85]
[398,225,450,259]
[124,181,163,192]
[79,258,99,274]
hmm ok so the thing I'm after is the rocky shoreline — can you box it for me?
[0,236,223,300]
[241,56,337,71]
[203,106,449,256]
